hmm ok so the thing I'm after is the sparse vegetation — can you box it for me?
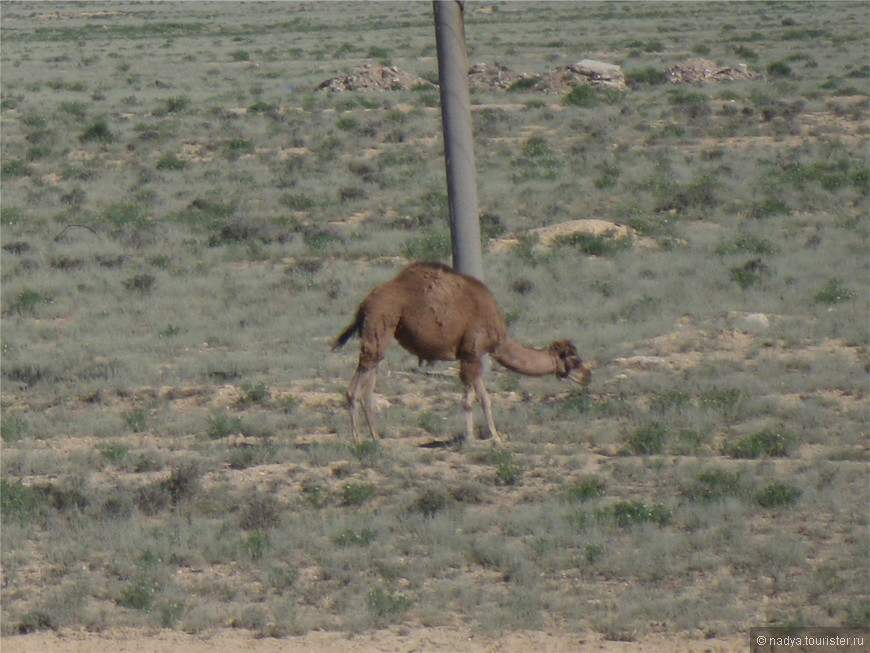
[0,1,866,647]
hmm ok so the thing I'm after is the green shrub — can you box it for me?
[224,138,254,157]
[207,412,244,439]
[302,228,343,254]
[162,96,191,114]
[0,479,52,527]
[351,440,382,464]
[341,482,376,507]
[553,231,631,257]
[239,381,270,405]
[851,168,869,194]
[300,480,330,509]
[1,159,33,178]
[238,497,282,530]
[767,60,793,77]
[657,173,718,213]
[604,500,671,528]
[118,575,160,611]
[368,589,411,623]
[1,413,29,442]
[813,278,854,305]
[683,469,743,502]
[699,388,744,413]
[754,482,802,508]
[240,530,271,560]
[158,324,181,339]
[336,115,359,131]
[725,428,795,458]
[123,274,156,293]
[564,85,598,107]
[281,193,316,211]
[715,234,776,256]
[7,289,53,314]
[80,119,114,143]
[512,135,563,180]
[411,488,450,517]
[331,527,376,547]
[157,600,186,627]
[156,153,187,170]
[730,258,768,290]
[99,441,130,464]
[59,100,88,118]
[628,67,668,86]
[584,543,607,564]
[749,198,791,219]
[103,203,148,229]
[485,449,524,486]
[564,478,606,503]
[123,409,149,432]
[624,423,669,455]
[649,391,691,414]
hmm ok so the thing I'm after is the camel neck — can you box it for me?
[492,336,557,377]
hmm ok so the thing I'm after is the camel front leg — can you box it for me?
[347,366,379,443]
[460,357,503,446]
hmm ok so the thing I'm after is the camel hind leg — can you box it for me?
[345,304,399,443]
[347,364,379,443]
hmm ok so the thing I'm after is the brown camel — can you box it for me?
[332,261,591,445]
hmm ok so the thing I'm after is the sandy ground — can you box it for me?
[3,627,747,653]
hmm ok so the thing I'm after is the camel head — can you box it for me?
[549,340,592,386]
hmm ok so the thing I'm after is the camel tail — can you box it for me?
[332,307,364,351]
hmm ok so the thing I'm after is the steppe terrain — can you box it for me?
[1,2,867,651]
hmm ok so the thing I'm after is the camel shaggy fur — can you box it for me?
[333,262,591,445]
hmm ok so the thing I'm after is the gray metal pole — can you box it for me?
[433,0,483,281]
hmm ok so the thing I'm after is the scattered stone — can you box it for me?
[668,58,758,84]
[728,311,774,331]
[567,59,627,90]
[468,62,535,91]
[316,65,433,92]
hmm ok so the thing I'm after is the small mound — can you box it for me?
[533,59,627,93]
[531,219,632,247]
[316,65,433,92]
[470,60,627,94]
[489,219,651,254]
[668,58,758,84]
